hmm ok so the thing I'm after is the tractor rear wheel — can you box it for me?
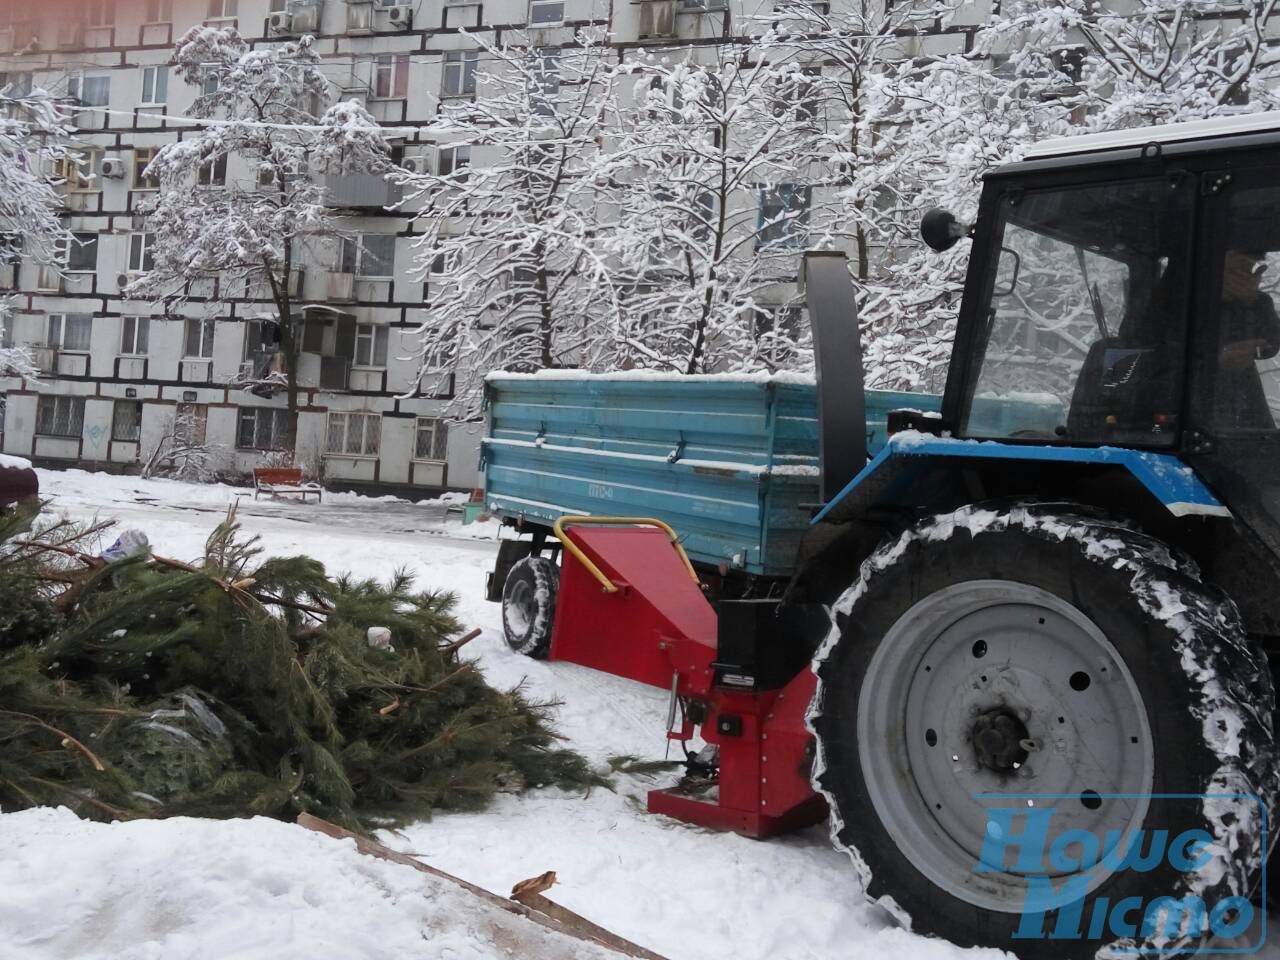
[810,504,1277,959]
[502,555,558,658]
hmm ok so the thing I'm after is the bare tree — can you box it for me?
[400,28,617,413]
[126,26,391,448]
[602,44,816,374]
[0,77,72,379]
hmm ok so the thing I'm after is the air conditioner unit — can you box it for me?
[36,264,62,292]
[347,0,374,33]
[268,10,292,32]
[288,1,320,31]
[401,155,428,175]
[386,5,412,26]
[100,156,126,179]
[328,271,355,301]
[639,0,677,39]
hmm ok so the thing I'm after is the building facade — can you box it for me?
[0,0,996,492]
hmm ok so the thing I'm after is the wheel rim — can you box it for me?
[856,579,1154,913]
[505,578,536,638]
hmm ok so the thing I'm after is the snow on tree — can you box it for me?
[0,77,72,380]
[399,28,617,413]
[126,26,392,448]
[601,44,817,375]
[754,0,957,283]
[812,1,1280,393]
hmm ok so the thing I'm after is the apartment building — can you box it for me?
[0,0,993,493]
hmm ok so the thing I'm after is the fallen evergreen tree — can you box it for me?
[0,502,603,830]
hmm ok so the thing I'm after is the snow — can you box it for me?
[488,369,817,385]
[0,807,619,960]
[11,468,1277,960]
[0,452,32,469]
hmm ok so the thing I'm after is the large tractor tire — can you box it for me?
[502,555,558,658]
[810,503,1278,959]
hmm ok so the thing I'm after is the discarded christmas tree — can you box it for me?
[0,502,603,830]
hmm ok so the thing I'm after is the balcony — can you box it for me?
[324,172,401,210]
[180,358,212,383]
[328,271,355,302]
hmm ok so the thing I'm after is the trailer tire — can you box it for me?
[809,502,1278,959]
[502,556,558,659]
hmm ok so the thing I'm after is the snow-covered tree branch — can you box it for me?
[126,26,391,447]
[399,28,618,413]
[0,77,72,380]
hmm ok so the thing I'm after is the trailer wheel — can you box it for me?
[502,556,558,659]
[810,503,1278,959]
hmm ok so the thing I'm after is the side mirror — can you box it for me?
[920,207,969,252]
[993,246,1021,297]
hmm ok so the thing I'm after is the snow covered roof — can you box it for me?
[1024,111,1280,160]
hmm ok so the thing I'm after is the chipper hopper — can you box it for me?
[483,114,1280,958]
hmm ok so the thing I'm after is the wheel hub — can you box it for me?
[856,580,1154,913]
[970,709,1029,773]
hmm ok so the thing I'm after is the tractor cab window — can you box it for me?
[1203,187,1280,433]
[961,177,1192,447]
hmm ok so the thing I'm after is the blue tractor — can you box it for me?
[793,114,1280,956]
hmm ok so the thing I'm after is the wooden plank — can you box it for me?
[295,814,670,960]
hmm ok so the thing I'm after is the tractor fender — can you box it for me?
[785,433,1231,607]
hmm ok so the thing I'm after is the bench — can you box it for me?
[252,467,323,502]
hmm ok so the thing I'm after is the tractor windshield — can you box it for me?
[960,177,1193,446]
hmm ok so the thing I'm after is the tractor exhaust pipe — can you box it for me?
[802,251,866,504]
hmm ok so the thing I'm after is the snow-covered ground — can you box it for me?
[6,469,1274,960]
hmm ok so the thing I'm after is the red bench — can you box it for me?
[252,467,322,502]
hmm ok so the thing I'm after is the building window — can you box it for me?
[373,54,410,99]
[184,318,216,359]
[62,148,103,192]
[120,316,149,355]
[112,400,142,441]
[67,232,98,273]
[340,234,395,278]
[201,66,220,97]
[529,0,564,24]
[326,411,381,457]
[134,147,159,190]
[68,74,110,107]
[354,323,389,367]
[531,48,560,115]
[145,0,173,23]
[197,152,227,187]
[141,65,168,106]
[0,72,34,98]
[48,314,93,352]
[85,0,116,27]
[207,0,237,18]
[414,416,448,461]
[237,407,289,451]
[430,249,456,275]
[128,233,155,272]
[442,51,478,98]
[757,185,811,249]
[35,396,86,438]
[437,145,470,178]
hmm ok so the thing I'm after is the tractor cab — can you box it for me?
[914,116,1280,584]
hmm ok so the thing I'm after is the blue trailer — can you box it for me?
[482,373,1060,579]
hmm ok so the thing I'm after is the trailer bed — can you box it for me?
[483,373,946,577]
